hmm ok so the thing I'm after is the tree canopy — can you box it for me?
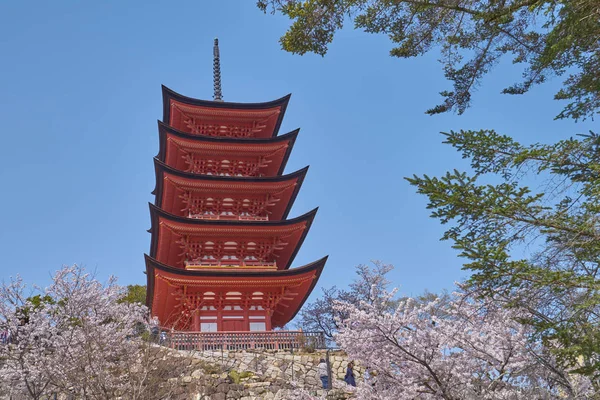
[0,266,148,399]
[297,261,394,340]
[407,130,600,377]
[258,0,600,120]
[336,288,598,398]
[119,284,147,305]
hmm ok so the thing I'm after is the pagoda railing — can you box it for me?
[164,330,326,352]
[188,213,269,221]
[185,260,277,269]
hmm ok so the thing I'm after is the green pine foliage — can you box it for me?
[406,130,600,376]
[119,284,147,305]
[258,0,600,120]
[258,0,600,378]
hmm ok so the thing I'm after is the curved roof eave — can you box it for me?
[148,204,318,269]
[151,157,308,197]
[157,120,300,143]
[145,253,327,278]
[144,254,328,312]
[148,202,317,229]
[278,255,328,326]
[154,157,308,184]
[155,121,299,173]
[152,159,308,218]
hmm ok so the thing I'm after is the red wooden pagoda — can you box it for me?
[145,39,327,332]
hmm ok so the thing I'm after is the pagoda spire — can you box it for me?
[213,38,223,102]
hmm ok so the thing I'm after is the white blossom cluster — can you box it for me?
[335,291,597,399]
[0,265,147,399]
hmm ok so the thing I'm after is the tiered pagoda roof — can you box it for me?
[152,159,308,221]
[156,122,298,177]
[162,85,290,138]
[148,204,316,270]
[145,255,326,329]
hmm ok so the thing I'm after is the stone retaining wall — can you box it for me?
[168,348,358,399]
[181,349,363,391]
[0,347,358,400]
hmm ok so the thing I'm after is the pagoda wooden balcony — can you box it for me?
[188,212,269,221]
[184,259,278,270]
[164,330,326,352]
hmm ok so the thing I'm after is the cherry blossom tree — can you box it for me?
[335,289,597,399]
[0,265,148,399]
[298,261,395,340]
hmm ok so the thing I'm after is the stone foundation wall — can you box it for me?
[0,347,358,400]
[181,348,363,391]
[167,348,358,399]
[184,375,352,400]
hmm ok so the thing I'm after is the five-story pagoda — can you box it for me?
[145,39,327,332]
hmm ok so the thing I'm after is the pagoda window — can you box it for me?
[251,291,264,301]
[249,322,266,331]
[200,322,218,332]
[202,294,216,303]
[224,305,244,311]
[225,291,242,301]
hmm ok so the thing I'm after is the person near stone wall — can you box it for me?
[318,358,328,389]
[344,361,356,387]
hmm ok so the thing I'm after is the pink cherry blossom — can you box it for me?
[335,290,596,399]
[0,265,147,399]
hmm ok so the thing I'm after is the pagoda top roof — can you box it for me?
[162,85,291,138]
[145,254,327,327]
[148,204,317,270]
[152,158,308,220]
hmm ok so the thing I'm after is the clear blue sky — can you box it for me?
[0,2,594,301]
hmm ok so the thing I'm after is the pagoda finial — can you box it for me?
[213,38,223,102]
